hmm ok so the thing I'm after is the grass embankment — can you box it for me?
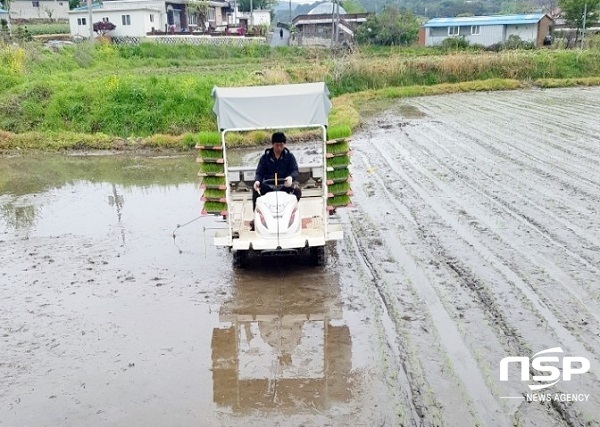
[1,42,600,150]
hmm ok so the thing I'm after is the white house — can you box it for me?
[233,9,270,27]
[70,1,164,37]
[69,0,270,39]
[9,0,70,20]
[69,0,232,38]
[422,13,554,48]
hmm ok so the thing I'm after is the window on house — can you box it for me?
[32,1,40,7]
[122,14,131,25]
[187,14,196,25]
[448,26,459,36]
[102,17,109,22]
[471,25,480,35]
[150,14,154,23]
[208,7,215,22]
[77,18,87,26]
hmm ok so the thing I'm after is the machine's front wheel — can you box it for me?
[233,250,248,268]
[309,246,326,267]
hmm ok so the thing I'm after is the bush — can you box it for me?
[485,35,535,51]
[504,34,535,50]
[441,36,469,51]
[93,21,116,37]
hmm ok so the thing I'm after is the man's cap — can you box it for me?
[272,132,286,143]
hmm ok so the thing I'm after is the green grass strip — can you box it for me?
[327,168,350,181]
[327,125,352,140]
[201,176,226,187]
[203,189,226,199]
[328,181,350,195]
[199,149,224,160]
[326,141,350,154]
[328,195,351,207]
[199,163,225,174]
[327,155,350,168]
[203,201,227,213]
[197,131,221,146]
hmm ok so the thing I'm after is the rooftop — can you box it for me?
[307,1,347,15]
[424,13,549,28]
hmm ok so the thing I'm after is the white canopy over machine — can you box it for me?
[211,82,332,131]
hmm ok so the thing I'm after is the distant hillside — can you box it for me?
[274,1,317,24]
[274,0,546,24]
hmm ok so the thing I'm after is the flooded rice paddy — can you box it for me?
[1,87,600,427]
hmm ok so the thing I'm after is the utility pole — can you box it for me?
[581,3,587,49]
[87,0,93,42]
[233,0,237,26]
[289,0,292,25]
[335,0,339,44]
[330,0,335,47]
[250,0,253,27]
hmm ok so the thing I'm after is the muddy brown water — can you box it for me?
[2,87,600,427]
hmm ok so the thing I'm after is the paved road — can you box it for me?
[270,27,289,47]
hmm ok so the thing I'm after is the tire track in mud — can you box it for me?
[409,99,600,263]
[397,121,598,234]
[481,93,600,159]
[411,119,600,256]
[351,104,600,426]
[396,121,600,339]
[339,220,429,426]
[350,147,584,426]
[484,96,600,164]
[402,95,600,315]
[348,150,510,426]
[442,89,600,159]
[416,100,600,199]
[420,95,600,195]
[364,117,600,369]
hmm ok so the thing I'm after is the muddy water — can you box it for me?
[0,153,390,426]
[3,87,600,427]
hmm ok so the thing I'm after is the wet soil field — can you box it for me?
[1,87,600,427]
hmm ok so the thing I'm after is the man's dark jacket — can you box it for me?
[254,147,299,183]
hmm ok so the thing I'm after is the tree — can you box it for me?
[187,0,209,32]
[93,21,116,36]
[355,7,420,46]
[340,0,365,13]
[560,0,600,43]
[43,6,54,21]
[0,18,9,41]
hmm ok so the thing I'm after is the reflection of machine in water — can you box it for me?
[212,265,352,411]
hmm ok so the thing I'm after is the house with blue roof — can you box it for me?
[422,13,553,48]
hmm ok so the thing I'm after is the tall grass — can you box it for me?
[330,50,600,95]
[0,41,599,148]
[13,23,70,36]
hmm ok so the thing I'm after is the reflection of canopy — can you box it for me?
[211,274,352,411]
[211,82,332,131]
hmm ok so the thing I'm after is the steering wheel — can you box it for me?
[261,178,286,191]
